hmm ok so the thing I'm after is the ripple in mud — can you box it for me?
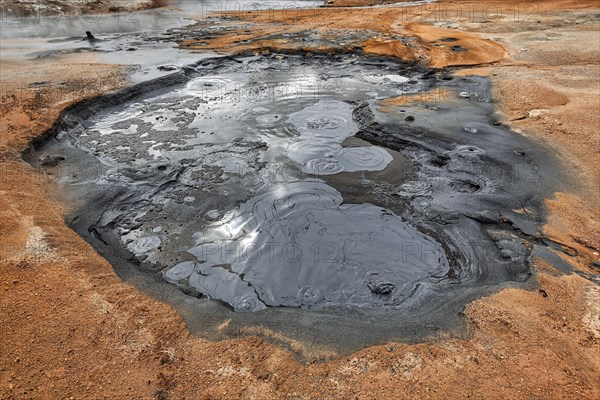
[286,100,357,165]
[302,147,393,175]
[305,115,347,130]
[185,76,249,98]
[338,147,393,172]
[255,113,285,127]
[185,182,449,311]
[303,157,344,175]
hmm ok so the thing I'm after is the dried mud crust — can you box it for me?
[1,1,599,399]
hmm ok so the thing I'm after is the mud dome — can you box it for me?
[31,53,563,353]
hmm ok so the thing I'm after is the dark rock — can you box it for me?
[451,45,468,52]
[367,280,395,295]
[39,154,65,167]
[405,115,415,122]
[85,31,95,40]
[422,70,436,79]
[28,81,49,88]
[158,65,179,72]
[430,154,450,167]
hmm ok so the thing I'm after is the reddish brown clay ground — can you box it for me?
[1,1,599,399]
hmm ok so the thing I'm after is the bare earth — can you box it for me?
[1,0,599,399]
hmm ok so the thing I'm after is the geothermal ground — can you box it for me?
[1,0,599,399]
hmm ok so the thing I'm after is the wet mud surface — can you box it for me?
[29,52,568,352]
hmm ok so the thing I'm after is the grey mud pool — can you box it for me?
[29,52,569,354]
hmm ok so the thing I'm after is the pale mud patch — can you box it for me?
[89,291,114,314]
[339,357,380,376]
[391,352,423,378]
[22,226,58,260]
[582,286,600,339]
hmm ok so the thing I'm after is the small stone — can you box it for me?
[405,115,415,122]
[28,81,49,88]
[157,65,179,72]
[40,155,65,167]
[367,280,395,295]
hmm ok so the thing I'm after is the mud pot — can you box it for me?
[27,50,571,354]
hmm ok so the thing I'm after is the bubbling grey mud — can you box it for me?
[30,53,565,354]
[184,181,449,311]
